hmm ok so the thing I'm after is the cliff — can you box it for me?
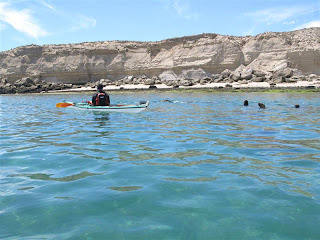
[1,28,320,84]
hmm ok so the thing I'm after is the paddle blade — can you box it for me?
[56,102,73,108]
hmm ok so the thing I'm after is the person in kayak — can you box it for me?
[92,84,110,106]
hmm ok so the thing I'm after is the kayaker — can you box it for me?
[92,84,110,106]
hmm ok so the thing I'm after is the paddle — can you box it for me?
[56,102,74,108]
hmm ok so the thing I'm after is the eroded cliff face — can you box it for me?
[1,28,320,84]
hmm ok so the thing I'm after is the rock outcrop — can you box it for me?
[0,28,320,86]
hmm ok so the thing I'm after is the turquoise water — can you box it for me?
[0,92,320,239]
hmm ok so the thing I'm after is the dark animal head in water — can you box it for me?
[295,105,300,108]
[258,103,265,109]
[244,100,248,106]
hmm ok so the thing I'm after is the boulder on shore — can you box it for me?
[0,77,74,94]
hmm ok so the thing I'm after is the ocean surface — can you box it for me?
[0,91,320,240]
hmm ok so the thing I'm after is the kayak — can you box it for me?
[56,101,149,113]
[70,101,149,113]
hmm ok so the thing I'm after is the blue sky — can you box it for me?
[0,0,319,51]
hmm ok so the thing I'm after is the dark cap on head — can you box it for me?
[97,84,104,90]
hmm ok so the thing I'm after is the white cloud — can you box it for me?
[70,14,96,32]
[245,6,318,25]
[294,20,320,30]
[243,5,320,35]
[283,20,296,25]
[40,1,55,11]
[246,8,297,24]
[169,0,199,20]
[0,2,49,39]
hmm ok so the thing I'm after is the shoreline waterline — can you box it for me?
[3,81,316,95]
[2,86,320,95]
[1,79,320,95]
[52,81,320,92]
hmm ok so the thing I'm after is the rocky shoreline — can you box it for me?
[1,67,320,94]
[1,28,320,93]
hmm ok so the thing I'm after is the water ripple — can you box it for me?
[1,92,320,239]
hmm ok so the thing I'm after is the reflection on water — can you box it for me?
[0,92,320,239]
[164,177,218,182]
[93,112,110,126]
[107,186,143,192]
[8,171,102,182]
[17,187,35,191]
[54,196,77,200]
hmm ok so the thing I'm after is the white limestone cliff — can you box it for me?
[0,28,319,84]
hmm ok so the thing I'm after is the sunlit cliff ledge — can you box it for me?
[0,28,320,93]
